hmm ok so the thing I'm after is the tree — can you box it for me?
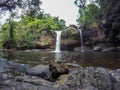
[0,0,43,18]
[74,0,101,26]
[98,0,120,44]
[52,17,66,30]
[77,4,100,27]
[75,0,120,45]
[0,16,17,49]
[0,0,17,11]
[0,13,66,49]
[0,0,43,49]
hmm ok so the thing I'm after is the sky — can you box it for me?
[41,0,79,26]
[0,0,78,26]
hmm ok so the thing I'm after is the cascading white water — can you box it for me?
[54,31,62,52]
[78,29,84,52]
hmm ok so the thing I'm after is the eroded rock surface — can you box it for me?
[0,59,120,90]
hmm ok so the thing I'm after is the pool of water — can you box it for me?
[0,50,120,70]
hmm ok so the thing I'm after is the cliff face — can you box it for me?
[6,0,120,51]
[101,0,120,46]
[61,29,80,51]
[81,0,120,48]
[35,29,81,51]
[35,30,55,49]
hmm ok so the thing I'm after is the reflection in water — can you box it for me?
[55,52,62,61]
[2,49,15,60]
[80,53,85,64]
[0,50,120,69]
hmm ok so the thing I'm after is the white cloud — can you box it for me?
[41,0,78,26]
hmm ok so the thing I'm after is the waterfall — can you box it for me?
[54,31,62,52]
[78,29,84,52]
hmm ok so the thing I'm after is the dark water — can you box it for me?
[0,49,120,70]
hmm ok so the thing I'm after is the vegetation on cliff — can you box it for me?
[0,0,65,49]
[0,0,120,49]
[75,0,120,46]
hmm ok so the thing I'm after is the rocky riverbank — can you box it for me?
[0,59,120,90]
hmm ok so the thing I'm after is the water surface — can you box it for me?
[0,50,120,70]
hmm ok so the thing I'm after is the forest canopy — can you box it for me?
[0,0,66,49]
[75,0,120,44]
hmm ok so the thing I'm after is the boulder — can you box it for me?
[0,66,120,90]
[110,69,120,90]
[111,69,120,82]
[0,74,4,81]
[61,29,80,51]
[102,47,118,52]
[49,61,69,81]
[26,65,51,80]
[93,46,102,52]
[35,30,55,49]
[66,67,112,90]
[1,80,58,90]
[0,59,29,74]
[117,46,120,51]
[73,47,80,51]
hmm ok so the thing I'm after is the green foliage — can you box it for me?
[0,14,66,49]
[77,4,100,27]
[0,24,10,42]
[0,0,42,15]
[76,0,120,44]
[52,17,66,30]
[40,15,65,30]
[0,20,16,42]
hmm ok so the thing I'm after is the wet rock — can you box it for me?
[1,75,66,90]
[84,85,98,90]
[0,74,4,81]
[93,67,112,90]
[49,61,69,81]
[61,28,80,51]
[111,69,120,90]
[26,65,51,80]
[74,47,80,51]
[81,46,93,52]
[54,74,69,87]
[117,46,120,51]
[0,68,4,73]
[0,59,30,74]
[93,46,102,52]
[0,58,120,90]
[66,67,113,90]
[111,69,120,82]
[0,59,12,73]
[12,63,29,75]
[70,85,98,90]
[15,75,52,85]
[35,30,55,49]
[0,73,14,81]
[0,73,14,89]
[1,81,59,90]
[102,47,118,52]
